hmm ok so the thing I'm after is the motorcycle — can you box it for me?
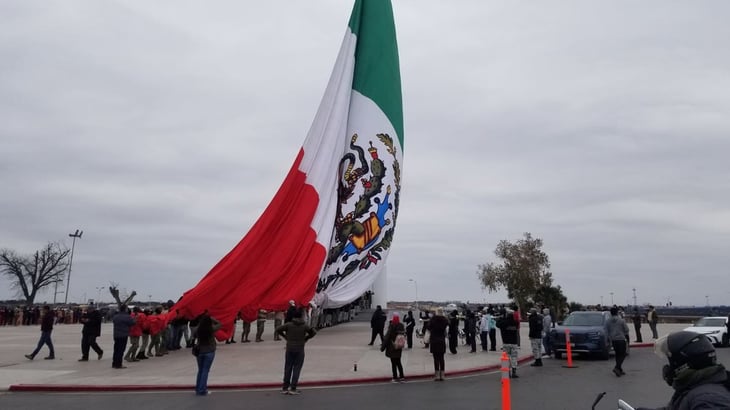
[592,392,635,410]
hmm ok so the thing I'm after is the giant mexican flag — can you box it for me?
[172,0,403,337]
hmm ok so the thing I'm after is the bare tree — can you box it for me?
[108,282,136,309]
[0,242,70,305]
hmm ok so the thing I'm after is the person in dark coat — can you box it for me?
[25,305,55,360]
[275,308,317,395]
[111,305,136,369]
[497,307,520,378]
[79,304,104,361]
[528,307,544,367]
[403,310,416,349]
[632,308,643,343]
[429,308,449,381]
[192,312,221,396]
[381,312,406,382]
[465,310,478,353]
[448,310,459,354]
[368,305,387,346]
[635,331,730,410]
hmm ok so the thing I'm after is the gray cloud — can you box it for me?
[1,1,729,307]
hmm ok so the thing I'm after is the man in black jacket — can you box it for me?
[368,305,387,346]
[25,305,55,360]
[497,307,519,378]
[448,310,459,354]
[275,308,317,395]
[79,304,104,361]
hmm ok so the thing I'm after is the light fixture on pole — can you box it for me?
[64,229,83,305]
[632,288,637,307]
[408,279,419,311]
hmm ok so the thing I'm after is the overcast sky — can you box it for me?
[2,1,729,307]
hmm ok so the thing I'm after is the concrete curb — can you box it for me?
[8,356,535,392]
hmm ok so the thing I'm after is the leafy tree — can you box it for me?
[0,242,70,305]
[534,284,569,321]
[476,232,553,311]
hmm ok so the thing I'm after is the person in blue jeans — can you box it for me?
[193,312,221,396]
[25,305,55,360]
[275,308,317,395]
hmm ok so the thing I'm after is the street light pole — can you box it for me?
[632,288,637,307]
[64,229,83,305]
[408,279,419,311]
[610,292,614,305]
[96,286,105,304]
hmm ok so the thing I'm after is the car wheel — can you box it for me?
[554,351,563,359]
[722,333,729,348]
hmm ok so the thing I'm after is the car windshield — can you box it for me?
[563,314,605,326]
[693,318,726,327]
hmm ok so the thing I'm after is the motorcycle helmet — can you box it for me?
[655,331,716,386]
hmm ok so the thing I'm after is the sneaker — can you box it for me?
[613,368,622,377]
[24,354,34,360]
[280,390,290,395]
[98,351,104,360]
[78,358,89,362]
[391,379,399,383]
[288,389,301,395]
[44,356,55,360]
[399,378,406,383]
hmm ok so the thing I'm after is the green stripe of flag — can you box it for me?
[348,0,404,148]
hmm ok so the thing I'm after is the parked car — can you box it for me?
[551,311,613,360]
[683,316,729,347]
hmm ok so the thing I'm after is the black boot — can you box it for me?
[536,358,543,367]
[510,368,519,378]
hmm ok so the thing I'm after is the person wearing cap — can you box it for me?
[636,331,730,409]
[79,304,104,361]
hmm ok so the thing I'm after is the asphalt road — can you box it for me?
[2,347,728,410]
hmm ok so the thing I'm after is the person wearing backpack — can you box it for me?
[381,312,406,383]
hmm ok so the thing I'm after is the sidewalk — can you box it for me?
[0,320,685,392]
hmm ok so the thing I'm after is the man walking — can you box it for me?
[111,305,135,369]
[368,305,387,346]
[25,305,55,360]
[275,308,317,395]
[79,304,104,361]
[606,307,630,377]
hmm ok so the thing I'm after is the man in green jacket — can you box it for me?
[275,308,317,395]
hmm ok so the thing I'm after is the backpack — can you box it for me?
[394,333,407,350]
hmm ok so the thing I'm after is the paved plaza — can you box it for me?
[0,319,685,392]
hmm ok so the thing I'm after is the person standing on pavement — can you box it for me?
[255,308,267,342]
[111,305,135,369]
[368,305,387,346]
[528,308,544,367]
[381,312,406,382]
[541,308,553,357]
[497,306,520,378]
[404,310,416,349]
[273,311,285,340]
[275,308,317,395]
[429,308,449,381]
[448,310,459,354]
[79,304,104,361]
[647,305,659,339]
[479,311,489,351]
[606,306,630,377]
[632,308,643,343]
[465,310,478,353]
[487,308,498,351]
[124,307,144,362]
[192,312,221,396]
[25,305,55,360]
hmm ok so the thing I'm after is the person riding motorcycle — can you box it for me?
[637,331,730,410]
